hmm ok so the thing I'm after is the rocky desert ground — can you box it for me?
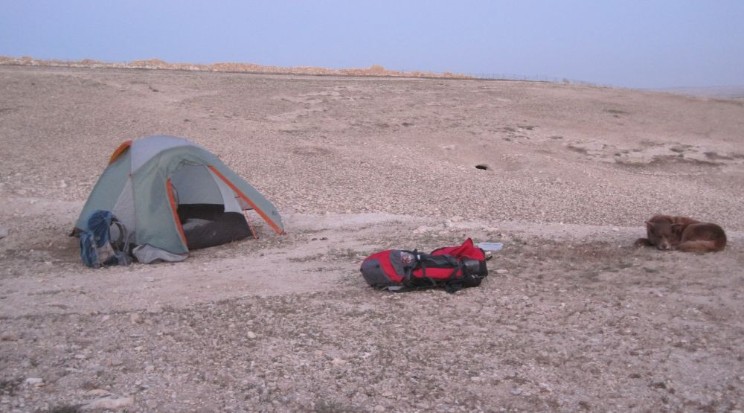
[0,63,743,412]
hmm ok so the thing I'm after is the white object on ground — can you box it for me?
[477,242,503,252]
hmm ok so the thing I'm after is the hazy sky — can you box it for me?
[2,1,743,89]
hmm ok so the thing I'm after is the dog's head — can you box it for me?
[645,217,683,250]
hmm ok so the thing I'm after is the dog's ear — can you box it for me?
[645,221,654,229]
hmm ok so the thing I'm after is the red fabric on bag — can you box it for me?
[366,250,406,283]
[431,238,485,260]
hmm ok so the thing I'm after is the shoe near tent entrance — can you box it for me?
[73,135,284,263]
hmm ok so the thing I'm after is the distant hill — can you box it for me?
[6,56,742,99]
[656,85,744,100]
[0,55,469,79]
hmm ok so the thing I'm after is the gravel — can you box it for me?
[0,64,743,412]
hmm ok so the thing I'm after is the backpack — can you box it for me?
[79,210,132,268]
[360,238,488,293]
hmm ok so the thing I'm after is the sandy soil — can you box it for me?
[1,64,743,412]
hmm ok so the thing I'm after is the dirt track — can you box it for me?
[1,65,743,412]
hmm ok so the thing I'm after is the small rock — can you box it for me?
[331,358,347,366]
[82,396,134,410]
[413,226,429,234]
[24,378,43,387]
[246,331,257,339]
[374,405,386,412]
[130,313,142,324]
[85,389,112,397]
[496,269,509,275]
[0,227,8,239]
[0,332,19,341]
[147,305,163,314]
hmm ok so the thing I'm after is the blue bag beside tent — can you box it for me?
[79,210,131,268]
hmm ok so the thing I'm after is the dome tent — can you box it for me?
[74,135,284,262]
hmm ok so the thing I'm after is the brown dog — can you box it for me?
[635,215,727,252]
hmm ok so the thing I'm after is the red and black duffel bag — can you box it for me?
[360,238,488,293]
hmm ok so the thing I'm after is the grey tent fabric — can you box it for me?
[75,135,284,259]
[132,244,188,264]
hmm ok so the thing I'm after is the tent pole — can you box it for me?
[243,210,259,240]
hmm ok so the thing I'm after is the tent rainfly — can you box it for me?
[74,135,284,262]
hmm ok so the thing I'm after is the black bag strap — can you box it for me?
[391,249,485,293]
[111,219,128,250]
[401,250,419,288]
[109,218,132,266]
[402,252,466,292]
[443,259,466,293]
[416,252,437,288]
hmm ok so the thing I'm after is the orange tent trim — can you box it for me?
[109,139,133,164]
[166,178,188,247]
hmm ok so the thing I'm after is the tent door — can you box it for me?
[170,163,240,211]
[169,163,253,250]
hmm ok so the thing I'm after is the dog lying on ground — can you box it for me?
[635,215,727,252]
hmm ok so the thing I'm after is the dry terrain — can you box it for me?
[1,63,743,412]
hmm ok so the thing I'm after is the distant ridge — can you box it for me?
[656,85,744,100]
[0,55,470,79]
